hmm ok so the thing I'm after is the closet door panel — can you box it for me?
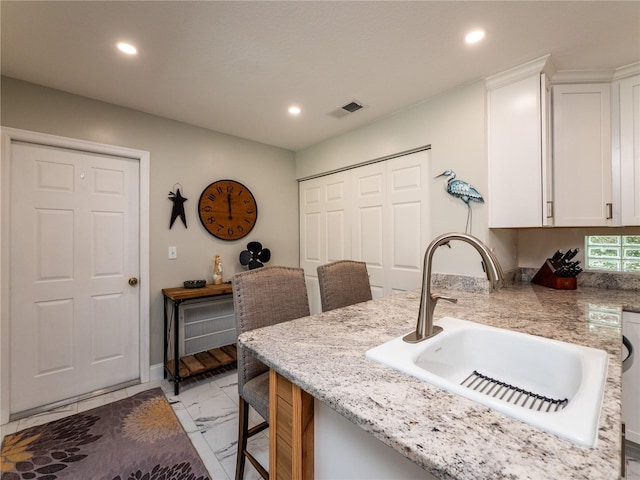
[386,152,430,292]
[300,149,430,312]
[352,162,386,296]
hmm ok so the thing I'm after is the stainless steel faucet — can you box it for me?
[403,232,504,343]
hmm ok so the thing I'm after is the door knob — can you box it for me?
[128,277,139,286]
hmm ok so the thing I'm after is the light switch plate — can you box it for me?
[168,246,177,259]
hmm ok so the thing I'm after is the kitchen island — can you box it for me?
[238,283,638,479]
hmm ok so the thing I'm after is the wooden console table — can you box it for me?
[163,283,236,395]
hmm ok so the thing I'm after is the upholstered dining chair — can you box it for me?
[232,266,310,480]
[317,260,373,312]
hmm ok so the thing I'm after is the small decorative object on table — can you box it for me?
[532,249,582,290]
[183,279,206,288]
[213,254,223,284]
[239,241,271,269]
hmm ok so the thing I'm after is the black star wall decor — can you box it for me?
[169,186,188,229]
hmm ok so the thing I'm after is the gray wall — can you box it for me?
[296,80,519,276]
[1,76,299,366]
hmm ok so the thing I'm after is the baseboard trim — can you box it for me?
[150,363,164,382]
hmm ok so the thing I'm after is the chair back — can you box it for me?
[317,260,372,312]
[233,266,310,395]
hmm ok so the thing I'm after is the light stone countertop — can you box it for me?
[238,283,639,480]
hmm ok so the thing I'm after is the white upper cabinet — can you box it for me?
[552,83,612,226]
[618,74,640,225]
[489,56,639,229]
[487,56,554,228]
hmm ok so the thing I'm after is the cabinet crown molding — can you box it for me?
[486,54,555,90]
[613,62,640,81]
[552,69,614,84]
[552,62,640,84]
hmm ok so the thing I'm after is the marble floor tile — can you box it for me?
[125,378,163,397]
[218,431,269,480]
[627,441,640,479]
[214,370,240,404]
[77,389,128,413]
[16,403,77,431]
[189,429,230,480]
[172,401,201,435]
[0,420,19,441]
[627,459,640,480]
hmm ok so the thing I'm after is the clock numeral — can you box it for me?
[246,208,255,215]
[216,186,224,195]
[226,185,234,193]
[228,227,234,236]
[237,188,244,196]
[237,225,245,233]
[242,198,252,205]
[206,216,215,224]
[207,193,216,202]
[203,205,212,213]
[244,218,252,224]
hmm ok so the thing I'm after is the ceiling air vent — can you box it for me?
[328,100,366,119]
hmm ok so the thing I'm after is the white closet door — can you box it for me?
[300,149,430,313]
[384,151,430,293]
[351,162,386,298]
[299,171,351,314]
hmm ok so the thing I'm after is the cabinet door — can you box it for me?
[553,83,612,226]
[488,74,551,227]
[623,311,640,444]
[620,75,640,226]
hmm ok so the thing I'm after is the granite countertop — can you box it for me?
[238,283,639,479]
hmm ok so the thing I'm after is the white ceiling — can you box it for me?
[2,1,639,152]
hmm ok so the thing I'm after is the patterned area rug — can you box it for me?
[0,388,210,480]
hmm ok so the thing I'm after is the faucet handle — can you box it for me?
[432,293,458,305]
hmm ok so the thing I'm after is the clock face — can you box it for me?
[198,180,258,240]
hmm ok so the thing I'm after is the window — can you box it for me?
[585,235,640,273]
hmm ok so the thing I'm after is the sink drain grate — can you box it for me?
[460,370,568,412]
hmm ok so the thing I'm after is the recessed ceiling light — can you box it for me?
[465,29,485,44]
[117,42,138,55]
[288,106,301,115]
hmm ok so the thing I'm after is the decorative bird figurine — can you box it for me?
[435,170,484,234]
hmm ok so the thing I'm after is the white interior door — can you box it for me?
[9,141,141,415]
[300,149,430,313]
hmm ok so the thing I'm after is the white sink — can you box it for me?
[366,317,608,447]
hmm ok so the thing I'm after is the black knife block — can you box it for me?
[531,259,577,290]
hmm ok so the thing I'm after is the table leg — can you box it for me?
[174,299,181,395]
[163,296,168,379]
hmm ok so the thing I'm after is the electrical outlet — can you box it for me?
[168,246,177,259]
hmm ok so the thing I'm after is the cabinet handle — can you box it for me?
[606,203,613,219]
[546,201,553,219]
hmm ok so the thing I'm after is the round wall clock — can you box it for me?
[198,180,258,240]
